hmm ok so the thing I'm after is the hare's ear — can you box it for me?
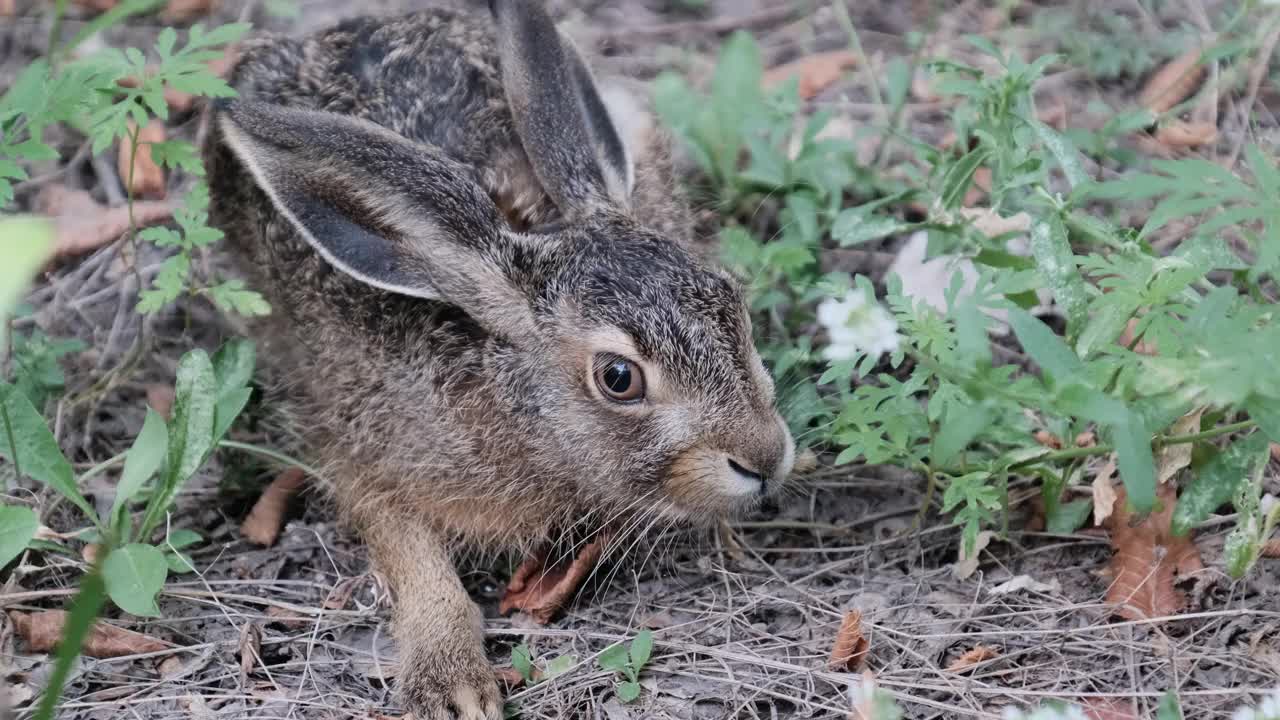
[491,0,633,217]
[217,100,539,338]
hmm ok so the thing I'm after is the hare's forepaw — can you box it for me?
[401,648,503,720]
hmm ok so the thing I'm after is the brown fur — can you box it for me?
[204,3,792,717]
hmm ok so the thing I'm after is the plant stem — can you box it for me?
[1,401,21,481]
[78,452,128,484]
[1006,419,1259,471]
[217,440,326,480]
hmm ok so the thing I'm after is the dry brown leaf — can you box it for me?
[1092,459,1118,526]
[1118,317,1159,355]
[959,207,1031,238]
[264,605,310,629]
[493,666,528,691]
[1103,483,1205,620]
[0,0,16,16]
[323,575,365,611]
[952,529,994,580]
[1076,431,1097,448]
[240,467,307,546]
[945,644,999,672]
[1082,697,1140,720]
[1155,121,1218,148]
[10,610,168,657]
[1262,538,1280,559]
[1140,49,1205,114]
[828,610,870,672]
[81,543,103,564]
[1034,430,1063,450]
[119,119,167,199]
[147,384,176,420]
[237,623,261,684]
[161,0,216,23]
[157,655,185,678]
[499,533,609,624]
[73,0,118,10]
[1157,409,1203,485]
[963,166,993,207]
[762,50,858,100]
[35,185,174,260]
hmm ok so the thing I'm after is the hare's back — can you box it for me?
[230,10,514,172]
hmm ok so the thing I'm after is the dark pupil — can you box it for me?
[603,362,632,394]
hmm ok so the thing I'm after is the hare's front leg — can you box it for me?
[364,523,502,720]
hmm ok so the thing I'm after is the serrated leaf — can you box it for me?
[1170,432,1269,536]
[103,543,168,617]
[629,630,653,669]
[111,408,169,534]
[0,505,39,569]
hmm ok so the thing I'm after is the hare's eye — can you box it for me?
[593,354,645,403]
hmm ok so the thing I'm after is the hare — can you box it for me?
[204,1,794,717]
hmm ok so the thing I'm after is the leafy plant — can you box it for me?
[656,27,1280,574]
[510,642,577,685]
[597,630,653,703]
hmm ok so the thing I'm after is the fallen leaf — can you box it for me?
[828,610,870,672]
[161,0,216,23]
[1076,431,1097,448]
[499,533,609,624]
[118,119,167,199]
[1155,121,1218,148]
[1082,697,1140,720]
[35,185,174,260]
[1140,48,1206,114]
[945,644,999,672]
[237,622,261,684]
[264,605,310,629]
[157,655,185,678]
[81,543,103,564]
[1034,430,1063,450]
[10,610,168,657]
[952,529,994,580]
[1157,409,1203,485]
[0,0,16,16]
[964,166,993,207]
[73,0,118,10]
[1262,538,1280,559]
[147,384,176,419]
[240,467,307,547]
[762,50,858,100]
[989,574,1060,595]
[1103,484,1205,620]
[960,207,1031,238]
[324,575,364,610]
[1092,459,1119,526]
[493,667,527,691]
[1118,317,1159,355]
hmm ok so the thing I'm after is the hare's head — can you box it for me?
[215,0,794,525]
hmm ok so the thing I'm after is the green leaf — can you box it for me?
[511,644,535,683]
[64,0,165,56]
[1171,432,1269,536]
[597,643,629,673]
[1223,523,1258,579]
[615,681,641,703]
[1007,308,1083,382]
[213,387,252,444]
[111,408,169,534]
[138,350,216,538]
[1028,216,1088,334]
[165,550,196,573]
[31,564,108,720]
[940,147,989,209]
[102,543,168,616]
[207,280,271,317]
[0,217,54,319]
[1046,499,1092,534]
[1032,120,1088,189]
[165,528,202,550]
[1156,691,1184,720]
[0,505,39,568]
[1110,414,1155,513]
[212,339,256,399]
[1246,397,1280,444]
[0,382,95,522]
[629,630,653,670]
[831,210,914,246]
[544,653,576,678]
[932,402,991,466]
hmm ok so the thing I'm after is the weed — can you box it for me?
[596,630,653,703]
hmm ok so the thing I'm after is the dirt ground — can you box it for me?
[3,0,1280,718]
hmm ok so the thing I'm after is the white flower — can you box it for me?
[817,288,900,362]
